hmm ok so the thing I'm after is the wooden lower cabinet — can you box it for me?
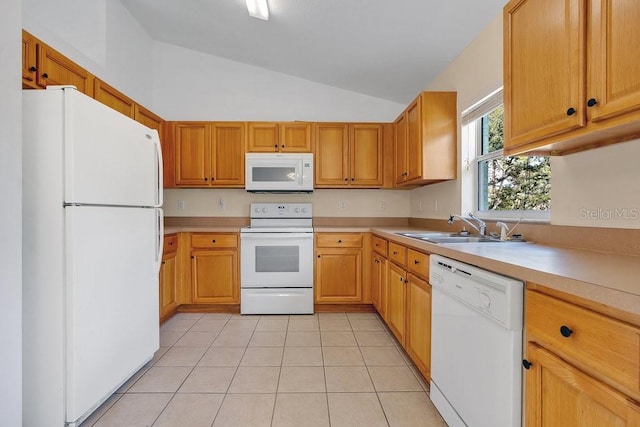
[189,233,239,304]
[387,261,407,345]
[159,234,179,322]
[524,285,640,426]
[405,273,431,381]
[371,252,387,320]
[315,248,362,303]
[525,342,640,426]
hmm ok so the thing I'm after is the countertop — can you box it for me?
[164,225,640,316]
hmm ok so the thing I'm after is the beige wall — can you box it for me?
[163,189,410,218]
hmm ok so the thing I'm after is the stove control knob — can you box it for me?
[294,208,300,213]
[254,207,261,213]
[301,208,307,213]
[261,208,268,213]
[478,292,491,309]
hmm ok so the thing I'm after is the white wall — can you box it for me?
[409,13,504,221]
[22,0,154,107]
[0,0,22,424]
[163,189,410,218]
[152,42,404,122]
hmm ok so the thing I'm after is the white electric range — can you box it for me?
[240,203,314,314]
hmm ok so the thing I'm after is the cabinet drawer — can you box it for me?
[388,242,407,266]
[191,233,238,249]
[526,290,640,394]
[163,234,178,254]
[372,236,388,256]
[407,249,429,278]
[316,233,362,248]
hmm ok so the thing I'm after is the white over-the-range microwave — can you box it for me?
[245,153,314,192]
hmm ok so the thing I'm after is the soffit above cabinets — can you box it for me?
[120,0,507,104]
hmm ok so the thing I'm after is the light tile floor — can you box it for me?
[81,312,447,427]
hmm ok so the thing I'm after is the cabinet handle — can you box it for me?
[169,241,173,245]
[191,256,194,259]
[399,277,404,283]
[161,261,166,265]
[587,98,598,107]
[42,72,48,79]
[29,66,36,72]
[413,260,419,264]
[393,251,398,255]
[560,325,573,338]
[566,107,576,116]
[522,359,532,370]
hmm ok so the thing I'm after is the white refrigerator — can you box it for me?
[22,86,163,426]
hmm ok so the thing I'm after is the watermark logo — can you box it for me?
[579,207,639,221]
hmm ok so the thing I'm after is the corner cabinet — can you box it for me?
[523,285,640,426]
[159,234,179,322]
[174,122,245,187]
[189,233,239,304]
[94,79,135,118]
[504,0,640,155]
[394,92,457,187]
[314,123,385,188]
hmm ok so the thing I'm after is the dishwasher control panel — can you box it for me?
[429,255,523,330]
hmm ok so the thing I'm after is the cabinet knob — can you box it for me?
[42,72,49,79]
[566,107,576,116]
[29,66,36,72]
[344,178,349,181]
[393,251,398,255]
[587,98,598,107]
[204,177,208,181]
[317,255,321,258]
[522,359,532,370]
[212,239,216,243]
[399,277,404,283]
[169,241,173,245]
[351,178,355,181]
[191,256,194,259]
[274,144,278,148]
[161,261,166,265]
[337,240,342,243]
[281,145,285,148]
[560,325,573,338]
[413,260,419,264]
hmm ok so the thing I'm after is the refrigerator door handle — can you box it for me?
[154,132,163,207]
[155,208,164,272]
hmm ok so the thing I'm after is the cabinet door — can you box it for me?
[525,343,640,426]
[387,262,406,345]
[37,44,94,96]
[280,123,312,152]
[22,30,38,88]
[211,122,245,186]
[504,0,586,149]
[315,248,362,302]
[94,79,135,118]
[371,253,388,320]
[394,113,408,184]
[405,99,423,182]
[588,0,640,123]
[175,123,210,186]
[160,251,178,320]
[350,124,383,186]
[247,122,279,152]
[314,123,349,187]
[406,273,431,381]
[191,250,239,303]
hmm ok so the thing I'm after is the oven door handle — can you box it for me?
[240,233,314,240]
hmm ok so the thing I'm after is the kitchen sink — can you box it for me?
[397,232,499,244]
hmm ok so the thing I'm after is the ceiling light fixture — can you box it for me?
[246,0,269,20]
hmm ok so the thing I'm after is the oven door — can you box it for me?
[240,232,314,288]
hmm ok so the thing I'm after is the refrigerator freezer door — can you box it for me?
[63,88,162,207]
[65,205,160,424]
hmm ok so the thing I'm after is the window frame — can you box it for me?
[463,88,550,222]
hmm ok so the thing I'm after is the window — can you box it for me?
[463,89,551,220]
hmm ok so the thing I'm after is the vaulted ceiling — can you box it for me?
[121,0,507,104]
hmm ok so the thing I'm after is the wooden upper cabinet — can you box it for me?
[210,122,245,186]
[22,30,38,88]
[504,0,640,155]
[248,122,312,152]
[22,30,94,96]
[94,79,135,118]
[280,123,313,152]
[175,122,210,186]
[174,122,245,188]
[315,123,349,186]
[394,92,457,187]
[248,122,279,152]
[315,123,384,188]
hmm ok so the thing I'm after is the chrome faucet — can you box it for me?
[448,213,487,236]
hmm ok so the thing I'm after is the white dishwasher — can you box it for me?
[429,255,523,427]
